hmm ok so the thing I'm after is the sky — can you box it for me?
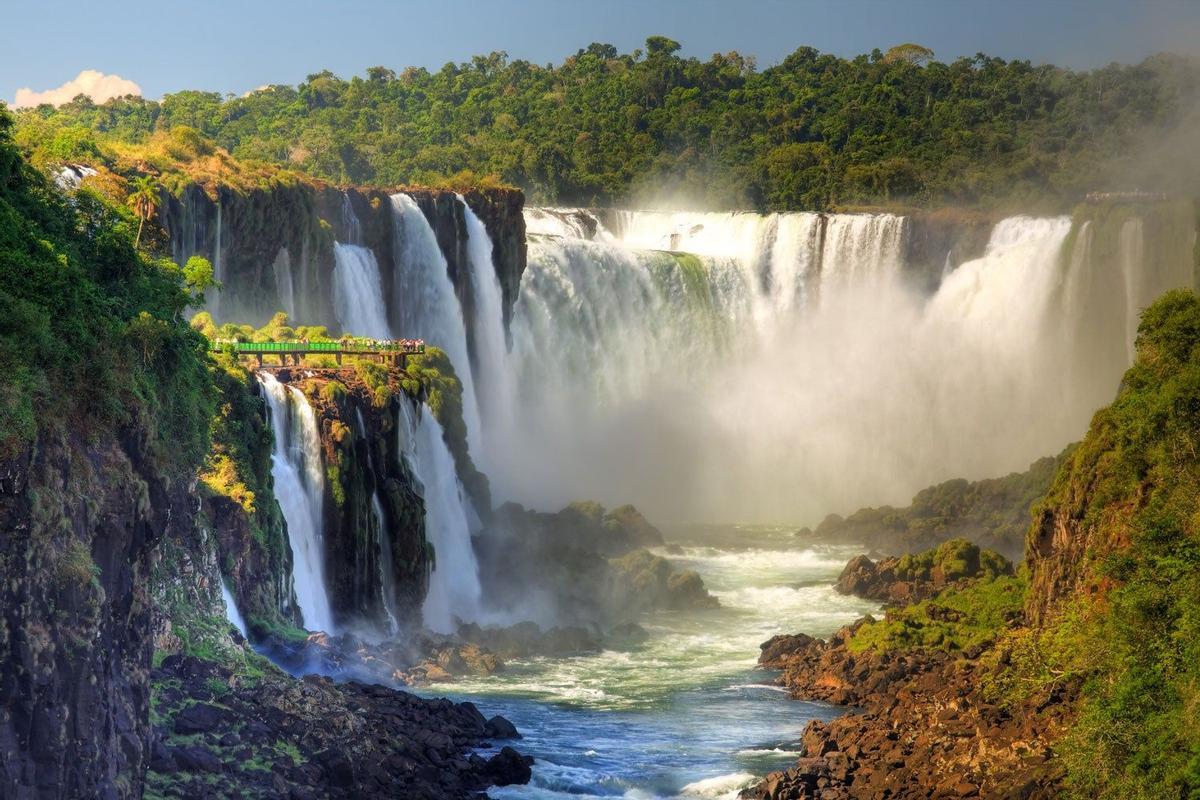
[4,0,1200,105]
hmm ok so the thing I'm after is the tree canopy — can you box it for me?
[11,38,1200,210]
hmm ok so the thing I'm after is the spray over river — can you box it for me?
[212,196,1194,796]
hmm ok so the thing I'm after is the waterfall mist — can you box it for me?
[494,207,1196,524]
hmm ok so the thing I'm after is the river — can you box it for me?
[418,524,878,798]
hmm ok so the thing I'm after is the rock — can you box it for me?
[313,748,355,788]
[484,746,534,786]
[172,745,224,774]
[174,702,233,735]
[485,715,520,739]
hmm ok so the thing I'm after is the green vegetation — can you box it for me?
[11,40,1197,209]
[892,537,1011,582]
[848,573,1025,654]
[402,346,491,510]
[200,353,275,521]
[862,291,1200,797]
[1025,290,1200,798]
[814,454,1062,559]
[0,104,213,472]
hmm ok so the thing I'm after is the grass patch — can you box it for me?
[848,573,1026,654]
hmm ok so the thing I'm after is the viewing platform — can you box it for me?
[209,338,425,368]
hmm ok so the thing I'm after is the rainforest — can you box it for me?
[2,4,1200,800]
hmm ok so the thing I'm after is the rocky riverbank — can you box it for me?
[146,653,529,799]
[749,618,1071,799]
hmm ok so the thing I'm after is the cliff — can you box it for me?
[0,108,214,798]
[157,179,526,338]
[287,367,432,630]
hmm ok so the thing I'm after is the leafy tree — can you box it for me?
[126,175,158,247]
[182,255,218,305]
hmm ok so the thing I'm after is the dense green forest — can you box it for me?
[11,39,1200,210]
[0,105,212,467]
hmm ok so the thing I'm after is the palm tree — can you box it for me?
[127,176,159,248]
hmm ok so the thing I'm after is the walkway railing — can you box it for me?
[208,338,425,367]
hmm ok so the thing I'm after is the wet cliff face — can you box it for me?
[278,369,431,632]
[0,429,196,800]
[158,182,527,337]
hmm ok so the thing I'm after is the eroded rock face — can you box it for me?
[286,371,431,632]
[0,430,195,799]
[158,182,527,335]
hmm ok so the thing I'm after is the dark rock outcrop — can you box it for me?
[476,501,714,627]
[289,370,431,632]
[0,429,196,799]
[806,456,1061,562]
[147,655,532,799]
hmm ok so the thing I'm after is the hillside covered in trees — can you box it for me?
[11,38,1200,210]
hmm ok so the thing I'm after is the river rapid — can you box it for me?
[419,525,878,799]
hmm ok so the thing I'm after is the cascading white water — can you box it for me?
[388,193,486,460]
[372,492,400,634]
[407,403,482,634]
[332,242,392,339]
[342,191,363,245]
[458,194,515,467]
[259,373,335,632]
[207,202,225,319]
[503,207,1194,523]
[220,580,249,638]
[272,247,295,320]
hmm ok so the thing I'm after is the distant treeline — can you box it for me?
[11,38,1200,209]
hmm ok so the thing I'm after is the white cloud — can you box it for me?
[11,70,141,109]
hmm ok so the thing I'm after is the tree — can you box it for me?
[884,43,934,66]
[182,255,218,305]
[126,175,158,248]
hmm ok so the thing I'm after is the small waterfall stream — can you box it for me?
[408,404,482,634]
[259,373,335,633]
[220,580,249,638]
[333,242,392,338]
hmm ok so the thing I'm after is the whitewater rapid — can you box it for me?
[430,524,879,799]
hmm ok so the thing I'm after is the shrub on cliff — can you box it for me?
[1016,289,1200,799]
[0,105,212,470]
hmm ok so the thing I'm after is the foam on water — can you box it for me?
[429,528,877,797]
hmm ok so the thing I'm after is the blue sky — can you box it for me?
[5,0,1200,104]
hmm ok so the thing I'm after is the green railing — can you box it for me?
[208,339,425,354]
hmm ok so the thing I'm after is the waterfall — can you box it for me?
[342,191,362,245]
[458,195,515,467]
[388,193,485,460]
[206,201,225,320]
[220,580,248,638]
[272,247,295,320]
[503,207,1194,523]
[407,403,482,634]
[259,373,335,632]
[332,242,392,339]
[373,492,400,634]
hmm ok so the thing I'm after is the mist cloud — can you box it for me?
[12,70,141,109]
